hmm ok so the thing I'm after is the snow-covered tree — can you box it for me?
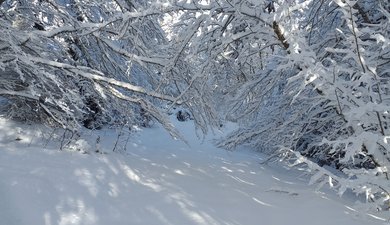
[157,0,389,211]
[207,0,390,211]
[0,0,221,139]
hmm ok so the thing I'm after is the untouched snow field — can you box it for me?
[0,117,388,225]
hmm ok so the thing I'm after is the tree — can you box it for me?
[0,0,221,140]
[155,0,390,211]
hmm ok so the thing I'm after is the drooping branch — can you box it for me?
[25,56,180,103]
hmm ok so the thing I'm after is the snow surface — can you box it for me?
[0,117,388,225]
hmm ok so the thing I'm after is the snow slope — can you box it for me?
[0,118,388,225]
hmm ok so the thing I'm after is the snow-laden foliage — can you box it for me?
[158,0,390,211]
[0,0,159,130]
[212,0,389,211]
[0,0,219,138]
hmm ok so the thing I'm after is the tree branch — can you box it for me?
[25,56,180,103]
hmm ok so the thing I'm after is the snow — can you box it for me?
[0,118,388,225]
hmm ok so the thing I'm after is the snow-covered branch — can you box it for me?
[26,56,178,103]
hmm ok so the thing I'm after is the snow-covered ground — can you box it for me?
[0,117,388,225]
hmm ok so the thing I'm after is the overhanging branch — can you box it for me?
[24,56,181,104]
